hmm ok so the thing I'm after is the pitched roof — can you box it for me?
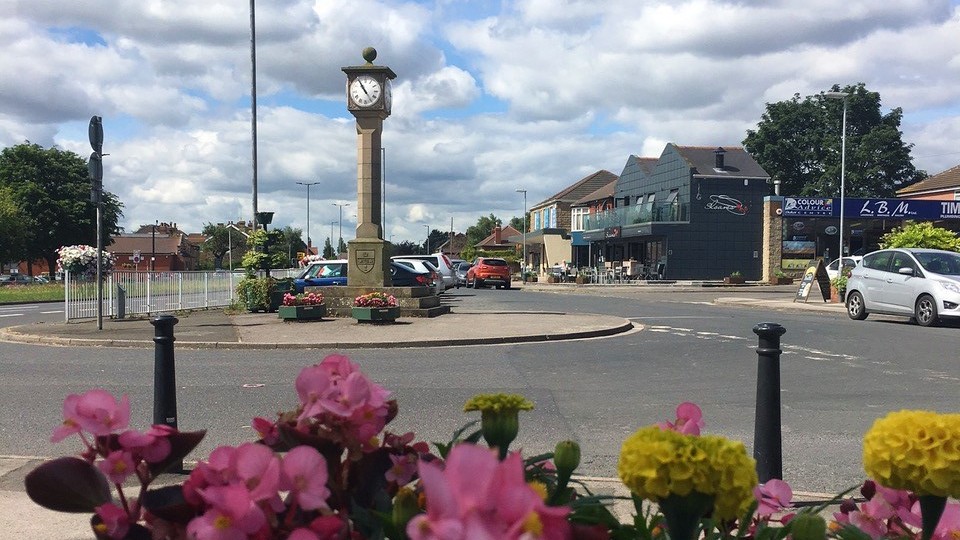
[897,164,960,195]
[532,170,619,208]
[635,156,659,176]
[476,225,522,249]
[573,178,618,206]
[672,145,769,179]
[109,234,186,254]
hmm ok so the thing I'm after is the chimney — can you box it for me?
[494,226,502,244]
[714,147,726,169]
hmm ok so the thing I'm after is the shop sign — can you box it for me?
[705,195,748,215]
[604,226,621,238]
[783,197,833,216]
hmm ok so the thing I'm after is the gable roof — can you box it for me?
[897,164,960,196]
[476,225,522,249]
[532,170,619,209]
[672,145,769,179]
[635,156,659,176]
[109,234,186,255]
[573,178,618,206]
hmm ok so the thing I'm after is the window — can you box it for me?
[571,207,587,231]
[647,193,656,203]
[534,211,541,230]
[890,252,917,275]
[863,251,892,272]
[667,189,679,203]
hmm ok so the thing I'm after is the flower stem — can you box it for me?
[918,495,947,540]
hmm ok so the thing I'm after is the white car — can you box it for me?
[391,258,444,295]
[846,248,960,327]
[826,256,863,280]
[391,253,457,290]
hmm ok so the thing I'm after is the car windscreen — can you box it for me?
[482,259,507,266]
[915,252,960,276]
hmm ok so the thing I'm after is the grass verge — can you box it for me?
[0,283,65,304]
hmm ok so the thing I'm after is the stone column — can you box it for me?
[348,113,391,288]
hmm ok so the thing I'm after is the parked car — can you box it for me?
[391,253,457,290]
[453,261,472,287]
[845,248,960,327]
[0,274,35,285]
[826,256,863,280]
[392,259,444,295]
[294,260,433,292]
[466,257,512,289]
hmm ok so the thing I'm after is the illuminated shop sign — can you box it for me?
[783,198,960,220]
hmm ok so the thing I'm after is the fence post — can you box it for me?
[753,322,785,483]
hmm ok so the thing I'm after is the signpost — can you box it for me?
[88,116,105,330]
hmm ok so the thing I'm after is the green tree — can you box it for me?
[391,240,419,256]
[0,186,27,265]
[509,215,526,232]
[277,225,305,266]
[200,223,251,270]
[879,222,960,251]
[743,83,925,198]
[337,237,347,256]
[425,229,447,254]
[0,142,124,276]
[322,237,335,259]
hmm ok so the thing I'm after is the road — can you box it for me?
[1,286,958,496]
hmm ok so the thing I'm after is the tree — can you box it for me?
[0,186,27,265]
[0,142,124,276]
[391,240,419,256]
[336,237,347,256]
[509,215,526,232]
[425,229,447,254]
[322,237,335,259]
[743,83,925,198]
[879,222,960,251]
[277,225,305,266]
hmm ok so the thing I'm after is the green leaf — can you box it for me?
[25,457,111,513]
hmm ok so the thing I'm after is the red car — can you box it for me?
[466,257,512,289]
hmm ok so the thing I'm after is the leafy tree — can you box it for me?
[425,229,448,254]
[879,222,960,251]
[0,186,27,265]
[743,83,925,198]
[391,240,419,256]
[322,237,335,259]
[0,142,124,276]
[277,225,305,266]
[465,214,501,249]
[200,223,251,270]
[336,237,347,256]
[240,229,287,272]
[509,215,526,232]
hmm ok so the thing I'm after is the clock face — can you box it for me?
[349,75,382,108]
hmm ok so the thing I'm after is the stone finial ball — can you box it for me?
[362,47,377,63]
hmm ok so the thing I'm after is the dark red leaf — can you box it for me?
[25,456,111,513]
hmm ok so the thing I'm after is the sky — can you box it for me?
[3,0,960,246]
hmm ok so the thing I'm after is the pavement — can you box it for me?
[0,282,844,538]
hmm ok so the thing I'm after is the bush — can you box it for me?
[880,222,960,251]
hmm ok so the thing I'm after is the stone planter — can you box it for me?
[277,304,327,321]
[351,306,399,323]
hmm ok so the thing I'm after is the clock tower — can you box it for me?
[342,47,396,287]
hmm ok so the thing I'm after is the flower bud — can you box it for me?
[392,487,420,531]
[790,513,827,540]
[481,410,520,454]
[554,440,581,477]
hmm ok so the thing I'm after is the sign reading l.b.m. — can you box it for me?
[784,197,960,220]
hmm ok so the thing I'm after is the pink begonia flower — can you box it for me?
[754,478,794,516]
[289,528,321,540]
[280,446,331,511]
[51,390,131,441]
[873,484,920,529]
[95,502,130,539]
[187,484,267,540]
[309,515,350,539]
[296,365,335,421]
[930,501,960,540]
[318,353,359,380]
[407,444,571,540]
[657,402,704,435]
[118,425,173,463]
[251,416,279,445]
[97,449,137,484]
[320,371,373,417]
[231,443,281,503]
[386,453,418,486]
[849,496,895,540]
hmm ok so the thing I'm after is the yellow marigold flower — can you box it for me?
[618,426,757,520]
[863,410,960,498]
[463,393,534,413]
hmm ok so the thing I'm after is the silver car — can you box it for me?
[846,248,960,326]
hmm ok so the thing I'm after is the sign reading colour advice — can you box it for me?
[783,197,960,220]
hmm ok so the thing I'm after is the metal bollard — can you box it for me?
[116,284,126,319]
[753,322,785,483]
[151,315,179,429]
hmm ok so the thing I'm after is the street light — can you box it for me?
[424,224,430,254]
[332,202,349,246]
[296,181,320,249]
[824,90,851,259]
[516,189,527,277]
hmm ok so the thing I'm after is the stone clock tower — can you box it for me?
[343,47,396,287]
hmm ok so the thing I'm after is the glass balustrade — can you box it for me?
[582,202,688,230]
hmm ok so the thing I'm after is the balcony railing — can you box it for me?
[582,202,688,230]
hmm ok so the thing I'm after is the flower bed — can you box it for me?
[24,355,960,540]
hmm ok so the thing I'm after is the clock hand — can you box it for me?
[357,79,371,98]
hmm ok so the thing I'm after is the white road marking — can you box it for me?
[0,313,22,318]
[41,310,63,314]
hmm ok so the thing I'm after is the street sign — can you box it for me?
[87,152,103,181]
[132,250,142,264]
[88,116,103,154]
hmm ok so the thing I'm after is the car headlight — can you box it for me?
[937,280,960,293]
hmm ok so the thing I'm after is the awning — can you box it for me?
[504,228,569,245]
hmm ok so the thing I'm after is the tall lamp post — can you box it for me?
[824,90,851,260]
[516,189,527,277]
[424,224,430,254]
[296,181,320,249]
[332,202,349,248]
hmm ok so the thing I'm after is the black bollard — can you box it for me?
[151,315,179,430]
[753,322,785,483]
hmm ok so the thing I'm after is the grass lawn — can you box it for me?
[0,283,64,304]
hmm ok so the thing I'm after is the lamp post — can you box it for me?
[296,181,320,249]
[516,189,527,277]
[332,202,349,247]
[824,90,851,259]
[424,224,430,254]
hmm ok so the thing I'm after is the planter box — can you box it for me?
[352,306,399,323]
[278,304,327,321]
[724,276,745,285]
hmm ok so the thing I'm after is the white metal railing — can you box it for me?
[64,268,303,321]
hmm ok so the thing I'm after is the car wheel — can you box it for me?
[846,291,868,320]
[505,282,511,290]
[476,278,484,289]
[915,294,939,327]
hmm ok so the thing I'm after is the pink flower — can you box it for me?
[930,502,960,540]
[280,445,330,511]
[657,402,704,435]
[232,443,281,503]
[386,453,418,486]
[754,479,793,516]
[251,417,279,445]
[95,502,130,539]
[118,425,174,463]
[187,484,266,540]
[97,449,136,484]
[296,365,334,420]
[849,496,895,539]
[51,390,131,441]
[320,371,373,417]
[289,529,321,540]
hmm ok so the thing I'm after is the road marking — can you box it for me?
[0,305,36,311]
[41,310,63,314]
[0,313,22,318]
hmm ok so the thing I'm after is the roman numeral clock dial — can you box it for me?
[349,75,381,108]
